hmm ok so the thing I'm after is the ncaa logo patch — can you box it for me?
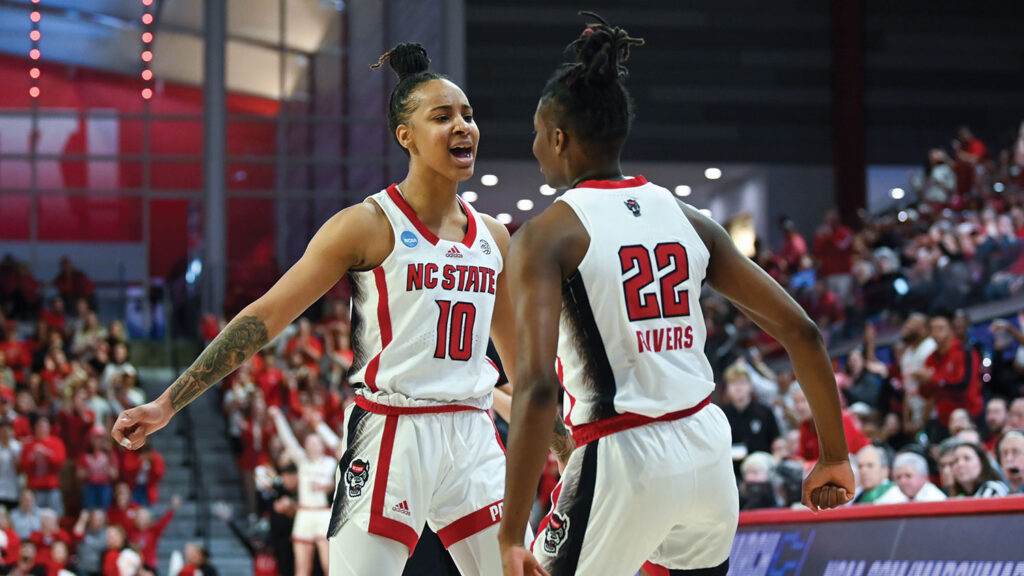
[543,513,570,554]
[479,238,491,255]
[401,231,419,248]
[345,459,370,497]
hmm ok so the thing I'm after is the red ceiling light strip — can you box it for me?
[140,0,154,100]
[29,0,41,98]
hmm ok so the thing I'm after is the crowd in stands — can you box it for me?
[720,123,1024,510]
[3,121,1021,573]
[0,258,187,576]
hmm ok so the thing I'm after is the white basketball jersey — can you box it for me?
[555,176,715,427]
[348,185,502,405]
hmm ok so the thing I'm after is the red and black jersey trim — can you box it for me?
[547,439,599,574]
[562,271,618,421]
[327,404,371,539]
[347,273,368,391]
[643,559,730,576]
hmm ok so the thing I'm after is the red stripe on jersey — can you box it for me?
[368,415,419,555]
[363,267,393,393]
[387,184,439,245]
[488,413,506,454]
[456,195,478,248]
[570,396,710,447]
[531,481,563,552]
[642,562,671,576]
[355,395,481,415]
[485,357,501,385]
[574,175,647,189]
[436,499,504,547]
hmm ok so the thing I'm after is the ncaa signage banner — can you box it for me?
[728,497,1024,576]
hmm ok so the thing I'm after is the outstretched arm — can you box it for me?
[268,406,307,465]
[112,202,390,450]
[684,202,853,511]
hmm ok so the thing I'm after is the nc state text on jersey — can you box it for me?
[636,324,694,354]
[406,263,498,294]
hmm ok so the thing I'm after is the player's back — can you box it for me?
[555,175,715,429]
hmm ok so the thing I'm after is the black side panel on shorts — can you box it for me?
[562,271,618,421]
[550,440,599,575]
[670,558,730,576]
[327,404,370,538]
[347,272,368,391]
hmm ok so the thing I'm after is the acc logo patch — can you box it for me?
[479,238,492,255]
[543,513,570,554]
[624,198,641,217]
[345,459,370,497]
[401,231,419,248]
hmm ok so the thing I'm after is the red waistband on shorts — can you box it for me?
[570,396,711,447]
[355,395,483,415]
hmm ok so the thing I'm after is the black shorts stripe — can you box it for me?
[549,439,599,575]
[670,558,729,576]
[562,272,618,421]
[347,273,368,390]
[327,404,370,538]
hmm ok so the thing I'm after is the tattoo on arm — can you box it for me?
[550,415,576,465]
[168,316,269,412]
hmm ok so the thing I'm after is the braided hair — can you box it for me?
[540,12,645,154]
[372,43,447,155]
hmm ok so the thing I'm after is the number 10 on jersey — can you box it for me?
[434,300,476,361]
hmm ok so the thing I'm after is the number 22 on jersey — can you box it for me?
[619,242,691,322]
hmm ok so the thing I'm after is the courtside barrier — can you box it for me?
[728,496,1024,576]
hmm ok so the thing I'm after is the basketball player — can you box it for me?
[112,43,521,575]
[268,405,337,576]
[498,13,855,576]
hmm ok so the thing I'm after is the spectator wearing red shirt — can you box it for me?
[255,354,286,408]
[130,496,180,570]
[39,298,67,343]
[915,312,983,429]
[57,388,95,461]
[813,210,854,278]
[8,393,34,441]
[239,397,273,516]
[119,444,164,507]
[78,428,119,511]
[0,506,21,567]
[779,219,808,271]
[790,385,870,463]
[0,324,31,385]
[284,319,322,375]
[52,257,95,308]
[27,510,70,573]
[8,540,46,576]
[101,525,141,576]
[176,542,218,576]
[106,482,139,534]
[18,416,66,516]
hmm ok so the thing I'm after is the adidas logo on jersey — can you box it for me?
[391,501,411,516]
[446,246,463,258]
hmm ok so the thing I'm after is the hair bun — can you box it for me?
[372,42,431,81]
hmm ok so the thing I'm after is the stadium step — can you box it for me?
[138,368,254,576]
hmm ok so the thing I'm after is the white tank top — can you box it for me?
[298,455,338,508]
[348,185,502,407]
[555,176,715,427]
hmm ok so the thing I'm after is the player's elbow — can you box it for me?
[515,371,561,408]
[779,314,824,350]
